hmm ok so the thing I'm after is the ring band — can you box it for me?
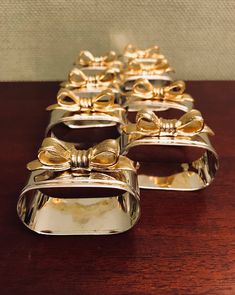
[123,78,194,113]
[17,138,140,235]
[121,109,219,190]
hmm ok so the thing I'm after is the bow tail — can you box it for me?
[46,104,60,111]
[27,159,47,171]
[111,155,137,171]
[203,125,215,136]
[46,103,80,112]
[27,159,70,171]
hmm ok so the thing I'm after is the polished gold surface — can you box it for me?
[124,44,163,60]
[75,50,123,70]
[121,109,218,190]
[18,138,140,235]
[47,88,122,113]
[125,58,174,76]
[123,44,173,75]
[27,138,136,172]
[124,78,194,112]
[61,67,120,92]
[123,109,214,140]
[122,44,174,89]
[128,79,193,102]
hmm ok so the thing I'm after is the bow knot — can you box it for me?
[47,88,122,113]
[124,44,162,59]
[129,79,193,102]
[70,148,92,169]
[123,109,214,139]
[27,138,129,172]
[77,50,118,67]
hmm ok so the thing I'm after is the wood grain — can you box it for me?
[0,81,234,295]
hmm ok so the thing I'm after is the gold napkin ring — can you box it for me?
[46,88,126,142]
[17,138,140,235]
[121,109,219,190]
[123,78,194,113]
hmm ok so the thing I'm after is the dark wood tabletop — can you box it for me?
[0,81,234,295]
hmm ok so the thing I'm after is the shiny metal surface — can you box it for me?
[121,110,218,190]
[122,44,174,91]
[17,139,140,235]
[46,88,126,142]
[18,170,140,235]
[74,50,124,75]
[123,79,194,112]
[60,67,121,94]
[17,44,219,235]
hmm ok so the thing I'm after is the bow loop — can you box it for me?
[103,51,117,63]
[27,138,73,171]
[176,110,204,134]
[68,68,88,88]
[79,50,95,66]
[145,46,161,58]
[164,80,185,96]
[38,138,72,166]
[53,88,80,111]
[155,58,172,71]
[132,78,154,98]
[92,89,115,110]
[136,110,161,132]
[90,139,120,168]
[99,68,117,83]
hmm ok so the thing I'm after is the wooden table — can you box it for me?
[1,81,234,294]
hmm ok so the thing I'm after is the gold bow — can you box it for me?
[62,68,119,89]
[27,138,136,172]
[47,88,123,113]
[77,50,117,67]
[126,58,174,74]
[124,44,163,59]
[123,109,214,139]
[128,79,193,102]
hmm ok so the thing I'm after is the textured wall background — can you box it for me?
[0,0,235,81]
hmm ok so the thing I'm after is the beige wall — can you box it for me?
[0,0,234,81]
